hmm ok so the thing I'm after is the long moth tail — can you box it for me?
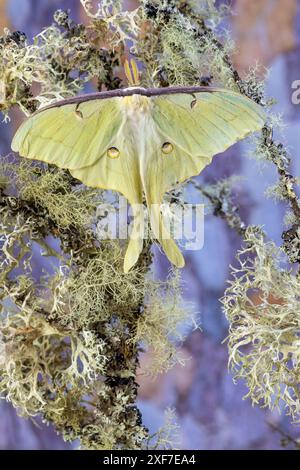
[124,202,185,272]
[149,203,185,269]
[124,203,145,273]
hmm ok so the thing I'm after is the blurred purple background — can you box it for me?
[1,0,300,450]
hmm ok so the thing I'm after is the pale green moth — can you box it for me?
[11,60,265,272]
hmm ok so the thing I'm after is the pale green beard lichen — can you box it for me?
[0,308,106,416]
[0,152,193,448]
[222,227,300,422]
[2,158,102,229]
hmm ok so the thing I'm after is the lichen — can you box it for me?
[133,271,198,375]
[0,301,106,416]
[222,227,300,422]
[0,151,192,447]
[2,157,102,229]
[146,408,181,450]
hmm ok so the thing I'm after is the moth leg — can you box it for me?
[189,93,197,109]
[74,103,83,120]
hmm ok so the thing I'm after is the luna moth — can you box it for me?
[11,60,265,272]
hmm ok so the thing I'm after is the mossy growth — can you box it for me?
[222,227,300,422]
[0,156,195,447]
